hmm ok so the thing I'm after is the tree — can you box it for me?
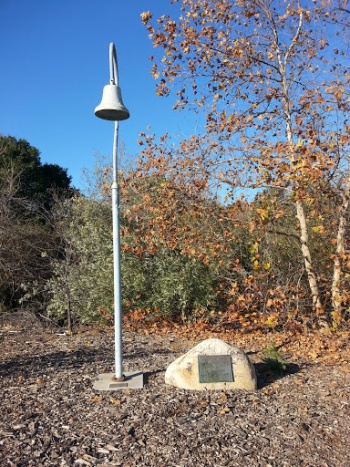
[0,135,72,211]
[0,169,53,312]
[141,0,350,325]
[0,135,73,313]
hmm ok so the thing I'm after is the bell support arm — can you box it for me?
[109,43,119,86]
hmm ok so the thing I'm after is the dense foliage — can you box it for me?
[47,183,222,326]
[45,162,349,330]
[0,135,73,313]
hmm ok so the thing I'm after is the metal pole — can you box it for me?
[112,120,123,380]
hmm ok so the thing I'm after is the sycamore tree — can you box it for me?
[140,0,350,325]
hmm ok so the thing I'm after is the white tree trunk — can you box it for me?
[331,169,350,324]
[295,199,323,312]
[272,7,323,315]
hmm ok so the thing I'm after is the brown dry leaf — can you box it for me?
[110,397,122,405]
[36,377,44,385]
[91,395,102,403]
[18,375,25,382]
[219,407,231,415]
[308,350,320,360]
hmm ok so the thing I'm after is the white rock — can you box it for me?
[165,338,257,391]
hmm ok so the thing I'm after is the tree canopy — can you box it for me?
[0,135,73,210]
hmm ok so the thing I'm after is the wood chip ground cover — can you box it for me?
[0,327,349,466]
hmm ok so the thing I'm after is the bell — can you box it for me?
[94,83,130,121]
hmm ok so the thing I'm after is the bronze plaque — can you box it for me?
[198,355,234,383]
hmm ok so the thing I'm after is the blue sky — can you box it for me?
[0,0,200,190]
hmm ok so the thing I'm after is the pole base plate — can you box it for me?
[93,371,143,391]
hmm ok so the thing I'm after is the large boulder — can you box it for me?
[165,338,257,391]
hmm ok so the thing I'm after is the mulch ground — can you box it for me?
[0,320,349,466]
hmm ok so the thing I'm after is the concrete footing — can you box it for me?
[93,371,143,391]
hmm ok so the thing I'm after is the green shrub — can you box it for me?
[263,339,288,374]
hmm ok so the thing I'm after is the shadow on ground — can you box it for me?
[0,345,173,380]
[255,362,300,389]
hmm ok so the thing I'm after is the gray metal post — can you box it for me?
[112,120,123,380]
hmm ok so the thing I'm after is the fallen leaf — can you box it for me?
[91,395,102,403]
[218,406,231,414]
[110,397,122,405]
